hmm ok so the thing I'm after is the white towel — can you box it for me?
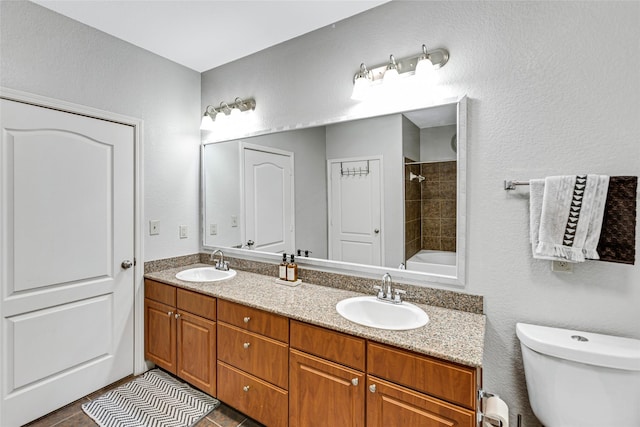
[531,175,609,262]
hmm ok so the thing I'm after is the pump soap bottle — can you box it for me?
[279,253,288,280]
[287,254,298,282]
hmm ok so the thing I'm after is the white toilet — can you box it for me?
[516,322,640,427]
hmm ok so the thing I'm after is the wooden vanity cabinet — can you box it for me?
[143,280,481,427]
[144,279,217,396]
[217,300,289,427]
[289,321,366,427]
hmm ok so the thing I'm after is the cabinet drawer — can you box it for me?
[367,342,477,410]
[176,288,216,321]
[217,299,288,342]
[144,279,176,306]
[290,320,365,371]
[217,361,288,427]
[217,323,288,389]
[367,376,475,427]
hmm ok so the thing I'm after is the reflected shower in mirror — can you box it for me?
[202,97,466,285]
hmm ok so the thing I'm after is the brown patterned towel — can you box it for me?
[596,176,638,264]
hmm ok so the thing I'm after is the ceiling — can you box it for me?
[32,0,389,73]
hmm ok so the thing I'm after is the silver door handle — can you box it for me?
[121,260,133,269]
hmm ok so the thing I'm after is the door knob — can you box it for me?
[121,260,133,269]
[374,229,380,234]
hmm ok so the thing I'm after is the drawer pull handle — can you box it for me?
[243,316,251,323]
[243,342,251,349]
[351,378,359,386]
[243,386,250,392]
[369,384,376,393]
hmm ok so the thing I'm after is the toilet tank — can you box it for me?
[516,323,640,427]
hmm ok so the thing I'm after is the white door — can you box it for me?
[0,99,135,426]
[328,158,382,265]
[243,147,294,254]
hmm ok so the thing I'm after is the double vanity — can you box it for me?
[144,263,485,427]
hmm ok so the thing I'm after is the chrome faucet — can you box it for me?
[383,273,392,297]
[373,273,405,304]
[210,249,229,271]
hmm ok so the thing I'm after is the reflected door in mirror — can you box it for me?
[328,158,382,265]
[243,147,294,253]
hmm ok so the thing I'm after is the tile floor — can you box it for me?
[23,374,264,427]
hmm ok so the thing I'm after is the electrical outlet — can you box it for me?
[552,260,573,273]
[179,225,188,239]
[149,220,160,235]
[210,224,218,235]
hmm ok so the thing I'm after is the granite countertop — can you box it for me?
[144,264,485,368]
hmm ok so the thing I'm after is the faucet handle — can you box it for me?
[393,288,406,303]
[372,285,385,299]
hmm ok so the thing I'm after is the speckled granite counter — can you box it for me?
[145,264,485,368]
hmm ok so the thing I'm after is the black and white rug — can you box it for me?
[82,369,219,427]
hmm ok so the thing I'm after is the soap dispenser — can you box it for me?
[279,253,288,280]
[287,254,298,282]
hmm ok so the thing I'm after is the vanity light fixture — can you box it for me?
[351,44,449,100]
[200,97,256,129]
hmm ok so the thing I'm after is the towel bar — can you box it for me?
[504,180,530,190]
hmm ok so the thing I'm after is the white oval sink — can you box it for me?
[336,296,429,330]
[175,267,236,282]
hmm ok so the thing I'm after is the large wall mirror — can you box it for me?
[202,96,467,287]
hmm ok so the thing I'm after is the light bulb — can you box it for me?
[351,76,371,100]
[415,56,436,80]
[200,113,214,130]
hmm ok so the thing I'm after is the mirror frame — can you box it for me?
[201,95,467,288]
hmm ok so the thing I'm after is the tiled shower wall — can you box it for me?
[404,160,457,262]
[404,160,422,260]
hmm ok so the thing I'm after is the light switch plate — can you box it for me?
[210,224,217,235]
[179,225,188,239]
[231,215,238,227]
[149,220,160,235]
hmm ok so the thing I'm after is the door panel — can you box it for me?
[8,295,112,389]
[328,159,382,265]
[0,98,135,426]
[11,129,111,292]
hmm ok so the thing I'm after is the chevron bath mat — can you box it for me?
[82,369,219,427]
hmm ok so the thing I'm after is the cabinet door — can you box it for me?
[290,349,365,427]
[367,376,475,427]
[176,311,216,396]
[144,298,176,373]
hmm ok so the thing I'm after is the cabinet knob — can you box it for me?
[369,384,377,393]
[243,342,250,349]
[351,378,359,386]
[243,316,251,323]
[167,311,174,316]
[175,313,181,319]
[243,386,250,392]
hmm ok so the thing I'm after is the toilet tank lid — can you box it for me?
[516,323,640,371]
